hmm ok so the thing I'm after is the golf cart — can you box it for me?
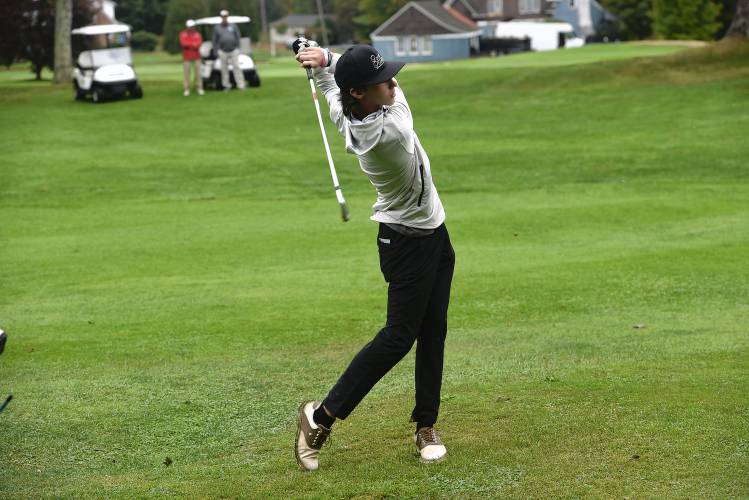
[194,16,261,89]
[71,23,143,103]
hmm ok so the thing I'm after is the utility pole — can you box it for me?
[315,0,329,47]
[260,0,269,42]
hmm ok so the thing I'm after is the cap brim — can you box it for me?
[360,60,405,87]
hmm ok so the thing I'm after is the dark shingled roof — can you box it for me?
[373,0,477,36]
[415,0,477,32]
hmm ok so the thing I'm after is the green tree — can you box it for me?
[0,0,27,67]
[163,0,208,54]
[331,0,359,42]
[651,0,722,40]
[599,0,653,40]
[117,0,171,35]
[356,0,408,41]
[716,0,737,36]
[726,0,749,36]
[1,0,91,78]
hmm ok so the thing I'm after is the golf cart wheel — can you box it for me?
[130,84,143,99]
[247,71,260,87]
[91,86,101,103]
[73,82,85,101]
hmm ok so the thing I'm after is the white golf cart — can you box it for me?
[71,23,143,103]
[194,16,261,89]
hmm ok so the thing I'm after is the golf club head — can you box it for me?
[340,201,350,222]
[0,329,6,355]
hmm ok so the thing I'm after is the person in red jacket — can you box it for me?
[180,20,204,96]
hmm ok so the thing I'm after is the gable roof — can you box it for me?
[372,1,477,37]
[270,14,320,27]
[443,0,482,17]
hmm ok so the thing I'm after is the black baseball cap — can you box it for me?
[334,45,405,91]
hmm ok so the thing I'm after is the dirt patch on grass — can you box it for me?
[627,40,709,48]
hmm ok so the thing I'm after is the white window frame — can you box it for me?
[395,37,407,56]
[421,36,433,55]
[519,0,541,14]
[487,0,503,15]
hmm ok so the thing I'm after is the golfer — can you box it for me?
[179,20,203,96]
[294,44,455,471]
[212,10,245,90]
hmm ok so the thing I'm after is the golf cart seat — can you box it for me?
[77,51,94,70]
[199,41,213,59]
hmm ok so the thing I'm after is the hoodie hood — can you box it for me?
[344,108,385,156]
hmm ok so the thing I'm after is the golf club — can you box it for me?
[0,329,11,414]
[292,37,350,223]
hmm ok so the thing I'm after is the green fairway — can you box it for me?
[1,42,748,498]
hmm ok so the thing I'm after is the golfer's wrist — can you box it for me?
[324,48,333,67]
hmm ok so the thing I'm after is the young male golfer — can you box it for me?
[294,44,455,471]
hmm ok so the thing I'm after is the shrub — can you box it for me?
[131,30,160,51]
[651,0,723,40]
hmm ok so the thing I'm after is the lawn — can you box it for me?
[1,42,748,498]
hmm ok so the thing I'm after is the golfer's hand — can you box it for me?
[296,47,326,69]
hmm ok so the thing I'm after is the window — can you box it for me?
[421,36,433,55]
[487,0,503,15]
[395,37,407,56]
[409,36,419,55]
[518,0,540,14]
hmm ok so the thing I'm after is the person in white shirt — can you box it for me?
[294,44,455,471]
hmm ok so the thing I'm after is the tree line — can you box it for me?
[1,0,748,81]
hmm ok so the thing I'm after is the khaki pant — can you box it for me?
[218,49,245,89]
[183,60,203,92]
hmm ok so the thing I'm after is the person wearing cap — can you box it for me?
[293,44,454,471]
[179,20,204,96]
[212,10,245,90]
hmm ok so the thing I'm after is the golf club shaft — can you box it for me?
[306,75,349,222]
[0,395,11,413]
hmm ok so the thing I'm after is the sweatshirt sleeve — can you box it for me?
[313,53,347,137]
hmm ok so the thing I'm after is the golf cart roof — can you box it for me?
[72,24,131,36]
[194,16,251,25]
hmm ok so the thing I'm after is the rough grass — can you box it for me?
[1,42,748,498]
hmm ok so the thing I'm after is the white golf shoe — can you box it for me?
[414,426,447,463]
[183,89,190,97]
[295,401,331,471]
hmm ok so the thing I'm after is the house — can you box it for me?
[442,0,557,23]
[552,0,617,40]
[270,14,321,56]
[370,1,481,62]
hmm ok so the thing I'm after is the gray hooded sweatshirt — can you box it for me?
[314,54,445,230]
[212,23,240,52]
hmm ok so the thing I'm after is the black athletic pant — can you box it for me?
[322,223,455,428]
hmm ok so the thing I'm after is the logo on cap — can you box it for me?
[370,54,384,70]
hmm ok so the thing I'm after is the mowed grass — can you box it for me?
[1,42,748,498]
